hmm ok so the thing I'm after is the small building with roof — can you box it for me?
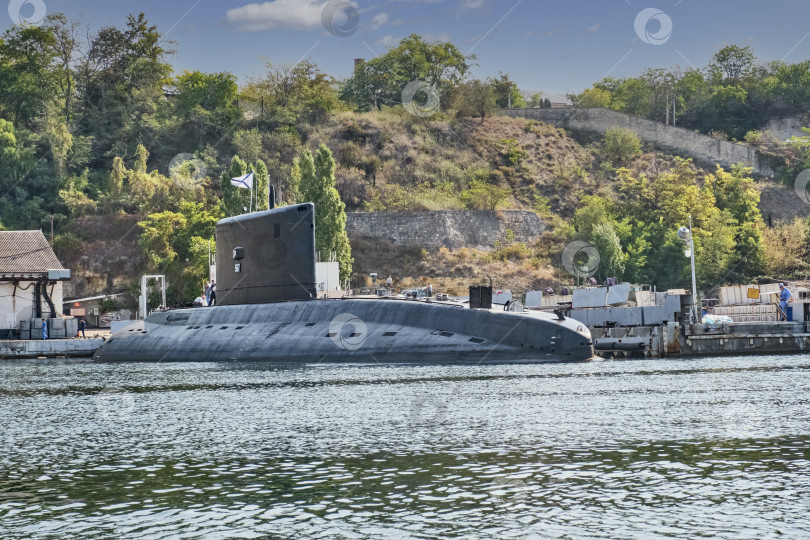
[0,230,71,334]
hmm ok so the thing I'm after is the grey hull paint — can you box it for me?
[92,299,594,364]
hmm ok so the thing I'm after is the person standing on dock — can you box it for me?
[79,318,86,338]
[209,280,216,306]
[41,319,48,340]
[779,283,792,321]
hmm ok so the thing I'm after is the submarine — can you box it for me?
[92,203,594,364]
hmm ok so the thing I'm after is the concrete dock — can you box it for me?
[0,338,104,359]
[683,321,810,356]
[532,283,810,359]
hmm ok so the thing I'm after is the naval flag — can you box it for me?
[230,172,254,189]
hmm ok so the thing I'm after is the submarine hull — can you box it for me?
[92,299,594,364]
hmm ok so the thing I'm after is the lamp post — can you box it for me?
[677,216,699,323]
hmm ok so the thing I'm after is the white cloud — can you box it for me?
[424,32,451,42]
[460,0,485,10]
[371,13,389,30]
[225,0,357,32]
[374,35,399,48]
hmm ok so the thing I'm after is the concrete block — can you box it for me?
[642,306,664,326]
[606,307,643,326]
[65,319,78,337]
[493,289,512,305]
[50,328,66,339]
[589,308,608,326]
[606,283,630,305]
[568,309,589,326]
[525,291,542,309]
[662,294,682,320]
[573,288,607,308]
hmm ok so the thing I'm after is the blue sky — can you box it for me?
[4,0,810,96]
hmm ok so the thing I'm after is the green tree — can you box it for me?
[220,155,249,217]
[232,128,262,165]
[571,87,612,108]
[253,159,270,212]
[611,78,653,116]
[288,156,302,205]
[340,34,473,112]
[591,222,625,282]
[573,196,613,237]
[461,179,511,210]
[491,72,525,108]
[244,60,340,123]
[456,79,496,122]
[76,13,172,167]
[174,70,241,146]
[0,23,58,128]
[710,45,756,81]
[138,211,187,270]
[703,165,765,277]
[602,127,642,164]
[709,85,751,137]
[298,145,353,282]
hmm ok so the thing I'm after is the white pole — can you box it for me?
[689,215,699,323]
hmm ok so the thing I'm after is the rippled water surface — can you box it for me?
[2,355,810,539]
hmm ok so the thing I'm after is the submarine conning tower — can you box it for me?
[215,203,317,305]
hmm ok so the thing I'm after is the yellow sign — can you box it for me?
[747,288,760,299]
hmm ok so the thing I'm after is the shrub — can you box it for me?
[99,298,119,314]
[532,196,551,217]
[744,130,763,144]
[501,138,527,166]
[337,141,364,169]
[52,233,84,260]
[602,127,641,164]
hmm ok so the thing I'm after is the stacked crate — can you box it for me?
[713,304,778,322]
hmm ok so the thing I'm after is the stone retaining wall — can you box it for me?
[501,107,773,176]
[346,210,545,251]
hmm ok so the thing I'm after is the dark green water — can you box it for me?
[1,356,810,539]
